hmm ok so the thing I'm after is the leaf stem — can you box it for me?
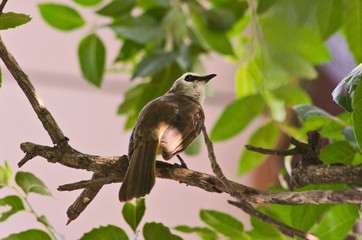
[10,185,58,240]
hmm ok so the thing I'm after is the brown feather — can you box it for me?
[119,93,205,201]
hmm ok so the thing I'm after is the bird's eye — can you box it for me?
[185,75,192,82]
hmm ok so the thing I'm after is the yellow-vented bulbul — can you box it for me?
[119,72,216,202]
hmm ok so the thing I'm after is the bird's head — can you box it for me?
[168,73,216,103]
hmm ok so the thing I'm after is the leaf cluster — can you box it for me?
[35,0,247,133]
[0,161,57,240]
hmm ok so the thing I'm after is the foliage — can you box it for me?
[2,0,362,239]
[0,162,57,239]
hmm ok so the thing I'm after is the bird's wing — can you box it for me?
[159,97,204,160]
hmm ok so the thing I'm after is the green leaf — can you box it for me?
[352,153,362,165]
[203,8,235,32]
[163,7,186,46]
[199,209,245,237]
[313,205,359,240]
[110,15,165,44]
[0,195,26,222]
[272,86,311,107]
[132,51,177,79]
[260,16,330,64]
[260,15,330,78]
[271,51,317,79]
[80,225,128,240]
[2,229,52,240]
[210,94,265,141]
[15,172,52,196]
[137,0,169,9]
[239,122,279,175]
[96,0,135,17]
[143,222,182,240]
[343,0,362,62]
[73,0,103,7]
[191,14,234,55]
[332,63,362,112]
[115,40,143,62]
[117,83,147,115]
[235,64,256,98]
[174,225,218,240]
[352,78,362,151]
[257,0,276,14]
[291,204,331,232]
[248,206,286,239]
[122,198,146,232]
[0,12,32,30]
[315,0,342,40]
[319,120,346,140]
[341,126,361,153]
[37,215,56,233]
[78,33,106,87]
[244,48,291,91]
[38,3,85,31]
[290,185,344,232]
[0,161,12,188]
[320,141,356,164]
[293,104,340,122]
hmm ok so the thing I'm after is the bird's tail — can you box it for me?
[119,140,158,202]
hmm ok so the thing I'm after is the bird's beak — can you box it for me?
[199,74,216,83]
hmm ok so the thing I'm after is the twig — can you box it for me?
[200,124,234,193]
[66,174,103,224]
[245,145,299,156]
[201,124,318,239]
[246,131,323,166]
[0,35,67,145]
[0,0,8,17]
[58,176,119,191]
[229,200,319,240]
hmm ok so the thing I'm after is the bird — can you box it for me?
[119,72,216,202]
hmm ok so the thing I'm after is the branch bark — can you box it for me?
[1,34,360,240]
[0,35,67,145]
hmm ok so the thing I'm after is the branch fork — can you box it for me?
[1,35,361,240]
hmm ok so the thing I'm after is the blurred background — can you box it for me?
[0,0,358,239]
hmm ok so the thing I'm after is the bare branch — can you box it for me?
[291,163,362,188]
[19,142,362,206]
[0,0,8,17]
[245,145,299,156]
[0,35,67,145]
[66,174,103,224]
[229,200,319,240]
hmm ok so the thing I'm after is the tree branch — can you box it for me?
[0,0,8,17]
[1,34,360,240]
[19,142,362,205]
[200,125,319,240]
[228,200,319,240]
[246,130,362,187]
[0,35,67,145]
